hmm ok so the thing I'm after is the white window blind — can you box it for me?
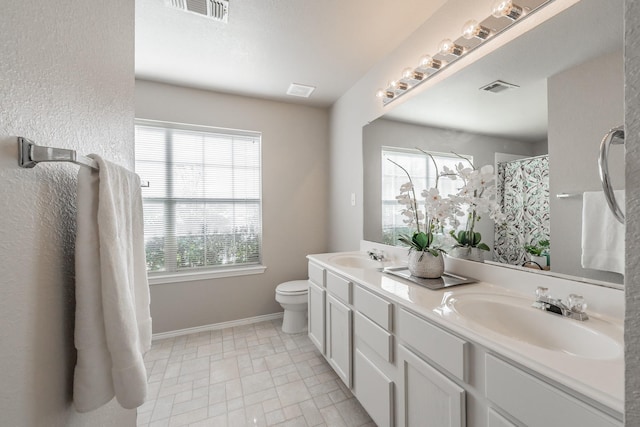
[381,148,471,245]
[135,120,262,275]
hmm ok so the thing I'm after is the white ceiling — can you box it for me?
[135,0,449,107]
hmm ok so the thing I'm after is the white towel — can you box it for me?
[581,190,625,275]
[74,155,152,412]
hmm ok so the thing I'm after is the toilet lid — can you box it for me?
[277,280,308,295]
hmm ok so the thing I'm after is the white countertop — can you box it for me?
[307,251,624,416]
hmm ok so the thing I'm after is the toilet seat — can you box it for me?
[276,280,308,295]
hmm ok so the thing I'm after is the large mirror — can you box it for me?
[364,0,624,286]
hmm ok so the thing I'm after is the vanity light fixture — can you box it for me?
[402,67,425,81]
[438,38,465,57]
[375,89,395,99]
[492,0,524,20]
[462,19,492,40]
[376,0,550,105]
[417,55,443,70]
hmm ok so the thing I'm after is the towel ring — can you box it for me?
[598,125,625,224]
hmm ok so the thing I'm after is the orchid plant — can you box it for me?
[389,154,455,257]
[440,154,506,252]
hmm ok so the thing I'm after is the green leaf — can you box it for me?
[412,232,427,249]
[473,232,482,246]
[477,243,491,251]
[398,234,417,249]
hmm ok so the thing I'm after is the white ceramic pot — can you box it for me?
[450,246,485,262]
[530,255,548,267]
[408,250,445,278]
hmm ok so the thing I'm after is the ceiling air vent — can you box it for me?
[287,83,316,98]
[479,80,519,93]
[166,0,229,23]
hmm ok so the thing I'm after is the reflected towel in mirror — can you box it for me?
[581,190,625,275]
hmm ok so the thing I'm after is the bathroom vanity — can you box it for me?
[306,248,623,427]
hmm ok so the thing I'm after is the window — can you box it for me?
[381,148,471,245]
[135,120,262,279]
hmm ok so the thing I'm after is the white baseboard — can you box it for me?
[152,312,284,341]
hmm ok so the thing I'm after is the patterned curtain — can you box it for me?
[494,156,550,265]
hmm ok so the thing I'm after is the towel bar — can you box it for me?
[18,137,149,187]
[556,193,582,199]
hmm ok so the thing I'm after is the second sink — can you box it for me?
[442,293,622,360]
[328,254,383,269]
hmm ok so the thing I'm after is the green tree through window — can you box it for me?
[135,120,262,274]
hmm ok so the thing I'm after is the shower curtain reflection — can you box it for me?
[494,155,550,266]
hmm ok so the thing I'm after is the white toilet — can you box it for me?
[275,280,309,334]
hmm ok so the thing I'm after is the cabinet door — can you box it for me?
[326,294,353,387]
[354,349,394,427]
[308,280,325,354]
[398,345,465,427]
[487,408,516,427]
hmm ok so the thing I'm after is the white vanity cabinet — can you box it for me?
[353,284,395,427]
[354,348,394,427]
[306,255,623,427]
[325,293,353,387]
[487,408,517,427]
[397,308,468,427]
[307,262,326,354]
[398,345,466,427]
[485,355,621,427]
[307,263,354,387]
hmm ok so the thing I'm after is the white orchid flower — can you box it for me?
[399,182,413,192]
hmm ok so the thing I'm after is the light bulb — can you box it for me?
[418,55,442,70]
[438,39,464,57]
[375,88,393,99]
[491,0,523,20]
[402,67,424,81]
[462,19,491,40]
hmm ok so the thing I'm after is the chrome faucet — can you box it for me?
[532,287,589,321]
[367,249,386,262]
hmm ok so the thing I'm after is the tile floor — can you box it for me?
[137,318,375,427]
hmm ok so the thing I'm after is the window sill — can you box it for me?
[148,265,267,285]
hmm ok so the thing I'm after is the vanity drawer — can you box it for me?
[355,311,393,363]
[308,262,325,287]
[485,354,621,427]
[354,285,392,331]
[326,270,352,304]
[398,308,467,382]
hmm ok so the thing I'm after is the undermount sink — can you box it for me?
[444,293,622,360]
[328,254,383,269]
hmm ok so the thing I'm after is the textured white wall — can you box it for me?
[0,1,135,425]
[135,80,330,333]
[625,0,640,424]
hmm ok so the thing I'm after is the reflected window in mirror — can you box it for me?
[381,147,472,245]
